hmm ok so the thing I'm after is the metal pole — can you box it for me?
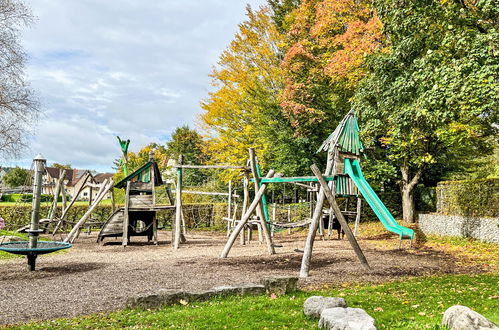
[27,154,46,271]
[29,154,45,249]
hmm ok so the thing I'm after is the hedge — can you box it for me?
[436,178,499,217]
[0,186,438,232]
[0,193,59,203]
[0,203,229,232]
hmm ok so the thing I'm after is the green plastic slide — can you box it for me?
[344,158,414,240]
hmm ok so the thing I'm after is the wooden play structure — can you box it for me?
[220,110,415,277]
[97,152,175,246]
[171,155,257,249]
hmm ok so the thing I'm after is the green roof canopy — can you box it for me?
[115,161,163,189]
[317,110,364,155]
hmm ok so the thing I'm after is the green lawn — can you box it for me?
[0,230,29,260]
[7,273,498,329]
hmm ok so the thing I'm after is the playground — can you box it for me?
[1,226,496,325]
[0,110,497,328]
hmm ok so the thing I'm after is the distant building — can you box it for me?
[43,167,115,201]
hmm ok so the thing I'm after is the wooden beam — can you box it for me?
[180,190,240,197]
[122,181,131,247]
[48,169,66,222]
[172,165,249,170]
[52,172,91,235]
[249,148,275,255]
[300,151,335,278]
[64,179,113,243]
[354,197,362,237]
[311,164,370,269]
[259,176,335,184]
[220,170,275,258]
[173,154,183,249]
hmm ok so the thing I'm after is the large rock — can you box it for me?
[261,276,298,295]
[442,305,498,330]
[126,283,265,309]
[319,307,376,330]
[304,296,348,318]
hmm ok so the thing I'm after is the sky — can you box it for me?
[8,0,266,172]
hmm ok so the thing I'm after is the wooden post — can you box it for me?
[64,179,113,243]
[61,181,67,214]
[248,148,275,255]
[242,172,250,244]
[150,159,158,245]
[287,205,292,235]
[271,203,276,238]
[354,197,362,237]
[311,164,370,269]
[220,170,275,258]
[53,173,91,235]
[327,207,333,240]
[173,155,183,249]
[166,184,175,205]
[110,188,116,213]
[227,180,232,237]
[300,152,334,278]
[122,181,131,247]
[48,169,66,224]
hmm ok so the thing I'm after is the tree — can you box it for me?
[201,6,289,178]
[166,126,207,185]
[354,0,498,222]
[280,0,382,138]
[0,0,38,160]
[51,163,72,169]
[2,166,29,188]
[268,0,301,32]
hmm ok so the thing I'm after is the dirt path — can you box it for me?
[0,231,485,325]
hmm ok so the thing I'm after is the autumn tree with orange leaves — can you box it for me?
[280,0,382,137]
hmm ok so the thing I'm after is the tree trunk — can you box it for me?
[401,186,415,223]
[399,160,423,223]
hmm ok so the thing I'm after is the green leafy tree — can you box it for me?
[2,167,29,188]
[354,0,498,222]
[51,163,72,169]
[166,126,207,186]
[268,0,301,32]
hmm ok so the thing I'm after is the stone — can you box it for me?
[442,305,498,330]
[126,283,267,309]
[237,283,266,295]
[319,307,376,330]
[304,296,348,318]
[261,276,298,295]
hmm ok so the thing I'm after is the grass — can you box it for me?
[6,273,498,329]
[0,230,29,260]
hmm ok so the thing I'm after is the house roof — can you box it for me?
[45,167,90,186]
[93,173,114,183]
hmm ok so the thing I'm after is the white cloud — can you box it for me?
[11,0,267,171]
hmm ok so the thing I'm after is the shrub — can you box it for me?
[436,178,499,217]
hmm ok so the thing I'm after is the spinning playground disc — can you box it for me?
[0,241,72,255]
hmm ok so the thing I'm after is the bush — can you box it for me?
[0,203,230,231]
[436,178,499,217]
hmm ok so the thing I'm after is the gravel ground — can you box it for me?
[0,231,483,325]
